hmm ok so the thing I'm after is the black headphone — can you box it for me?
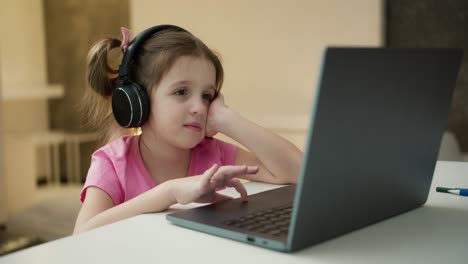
[112,25,189,128]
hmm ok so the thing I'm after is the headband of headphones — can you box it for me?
[117,24,188,82]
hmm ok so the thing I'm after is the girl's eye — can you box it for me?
[175,89,187,96]
[203,94,214,101]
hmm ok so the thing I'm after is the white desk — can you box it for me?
[1,161,467,264]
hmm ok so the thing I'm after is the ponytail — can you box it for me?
[86,38,120,96]
[80,38,137,146]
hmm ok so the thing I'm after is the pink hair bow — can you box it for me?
[120,27,131,53]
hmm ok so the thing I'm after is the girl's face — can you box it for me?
[145,56,216,149]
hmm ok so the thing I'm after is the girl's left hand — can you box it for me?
[206,93,229,137]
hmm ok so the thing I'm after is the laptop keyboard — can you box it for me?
[223,205,292,236]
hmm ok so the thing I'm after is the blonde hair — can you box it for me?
[81,28,224,146]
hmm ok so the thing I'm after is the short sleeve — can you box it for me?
[80,150,124,205]
[188,138,238,176]
[216,139,237,165]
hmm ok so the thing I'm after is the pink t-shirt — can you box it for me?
[80,135,237,205]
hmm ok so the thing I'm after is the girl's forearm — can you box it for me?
[219,110,302,183]
[74,181,175,234]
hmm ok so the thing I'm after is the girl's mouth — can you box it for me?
[183,124,202,132]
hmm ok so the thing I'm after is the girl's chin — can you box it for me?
[177,136,205,149]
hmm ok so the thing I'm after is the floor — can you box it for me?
[0,184,82,256]
[0,229,44,256]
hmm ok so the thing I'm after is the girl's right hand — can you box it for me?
[169,164,259,205]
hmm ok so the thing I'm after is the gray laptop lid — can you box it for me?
[288,48,462,251]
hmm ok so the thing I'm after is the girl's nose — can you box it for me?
[190,97,207,115]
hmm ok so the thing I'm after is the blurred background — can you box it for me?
[0,0,466,255]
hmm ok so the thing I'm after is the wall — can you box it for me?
[0,0,49,215]
[130,0,383,149]
[1,0,49,134]
[45,0,130,132]
[44,0,129,181]
[0,54,6,224]
[386,0,468,151]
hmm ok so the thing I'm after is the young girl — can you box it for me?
[73,25,302,234]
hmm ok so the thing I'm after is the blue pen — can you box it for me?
[436,187,468,197]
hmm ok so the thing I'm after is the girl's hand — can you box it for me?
[206,93,229,138]
[169,164,259,204]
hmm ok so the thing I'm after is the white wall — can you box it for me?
[0,0,50,215]
[130,0,383,149]
[0,53,6,224]
[1,0,47,86]
[1,0,49,134]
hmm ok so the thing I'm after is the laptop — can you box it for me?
[167,48,463,252]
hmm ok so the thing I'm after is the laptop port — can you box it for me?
[247,236,255,243]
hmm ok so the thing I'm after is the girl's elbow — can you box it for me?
[295,151,304,167]
[73,226,83,235]
[289,174,299,184]
[285,173,300,185]
[272,173,298,185]
[288,152,302,184]
[73,223,87,235]
[73,221,93,235]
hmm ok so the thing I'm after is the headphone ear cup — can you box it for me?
[112,83,150,128]
[132,82,150,125]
